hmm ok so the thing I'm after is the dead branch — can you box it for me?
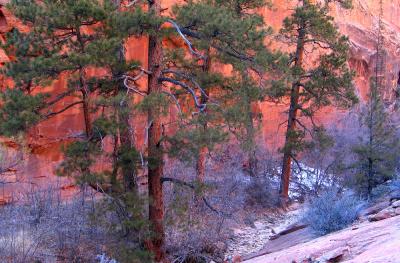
[165,19,206,60]
[158,77,206,111]
[123,76,147,96]
[162,90,183,114]
[161,69,209,100]
[126,0,140,7]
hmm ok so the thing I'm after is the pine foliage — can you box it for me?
[350,79,400,196]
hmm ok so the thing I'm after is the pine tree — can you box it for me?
[172,0,283,177]
[1,0,282,260]
[0,0,155,188]
[125,0,282,258]
[1,0,154,260]
[349,2,399,197]
[272,0,358,201]
[350,78,399,197]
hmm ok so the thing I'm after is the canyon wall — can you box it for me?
[0,0,399,202]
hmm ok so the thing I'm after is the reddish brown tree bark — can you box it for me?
[79,69,92,139]
[279,27,305,202]
[146,0,165,261]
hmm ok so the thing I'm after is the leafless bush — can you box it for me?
[0,185,108,262]
[163,143,283,262]
[303,190,364,235]
[244,177,279,208]
[289,112,363,200]
[163,162,229,263]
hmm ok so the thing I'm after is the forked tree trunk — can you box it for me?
[196,51,211,182]
[279,27,305,202]
[147,0,165,261]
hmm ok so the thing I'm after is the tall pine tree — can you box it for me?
[272,0,358,202]
[172,0,283,177]
[1,0,155,260]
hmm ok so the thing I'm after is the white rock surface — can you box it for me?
[225,208,302,259]
[392,200,400,208]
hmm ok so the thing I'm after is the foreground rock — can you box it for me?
[243,225,315,261]
[243,214,400,263]
[225,207,302,259]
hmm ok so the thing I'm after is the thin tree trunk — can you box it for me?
[196,50,211,182]
[147,0,165,261]
[120,109,137,191]
[245,98,257,177]
[111,132,119,192]
[79,69,92,139]
[196,146,207,181]
[119,48,137,191]
[279,27,305,202]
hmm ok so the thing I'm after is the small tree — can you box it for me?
[272,0,358,201]
[350,78,399,197]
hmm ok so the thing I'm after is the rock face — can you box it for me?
[241,196,400,263]
[244,214,400,263]
[0,0,400,195]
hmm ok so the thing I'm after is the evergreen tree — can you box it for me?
[349,6,399,197]
[1,0,283,260]
[1,0,154,260]
[172,0,283,177]
[350,78,399,197]
[272,0,358,201]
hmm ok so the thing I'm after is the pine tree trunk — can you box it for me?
[82,90,91,138]
[147,0,165,261]
[196,51,211,182]
[79,68,91,139]
[120,111,137,191]
[246,104,257,177]
[196,146,207,181]
[279,27,305,202]
[114,41,138,192]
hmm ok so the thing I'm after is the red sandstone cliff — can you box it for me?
[0,0,399,201]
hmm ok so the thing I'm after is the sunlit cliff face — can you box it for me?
[0,0,399,201]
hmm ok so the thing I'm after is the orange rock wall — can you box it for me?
[0,0,399,199]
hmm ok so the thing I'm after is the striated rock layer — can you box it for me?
[0,0,399,200]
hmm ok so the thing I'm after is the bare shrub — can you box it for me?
[163,162,231,263]
[0,185,108,262]
[370,177,400,200]
[303,190,364,235]
[244,177,279,208]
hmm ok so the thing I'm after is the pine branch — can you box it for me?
[43,101,84,119]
